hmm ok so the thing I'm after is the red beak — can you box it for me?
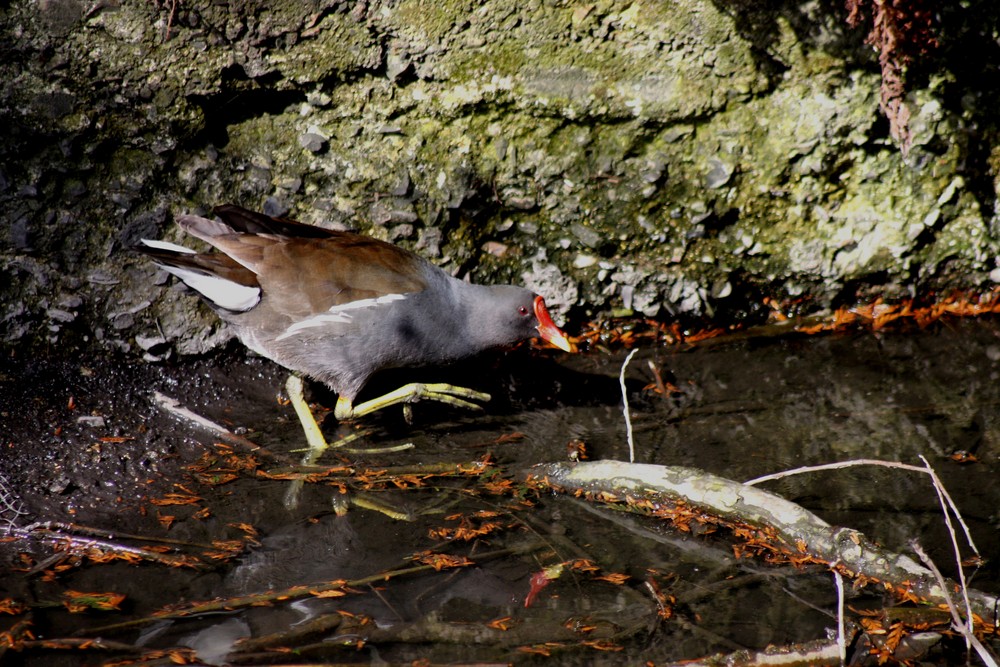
[533,296,576,353]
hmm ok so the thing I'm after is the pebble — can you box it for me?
[570,223,601,247]
[483,241,508,257]
[263,197,289,217]
[87,270,119,285]
[386,52,411,81]
[704,158,734,189]
[135,333,167,351]
[47,308,76,323]
[298,132,327,153]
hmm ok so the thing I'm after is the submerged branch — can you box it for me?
[526,460,1000,629]
[659,636,845,667]
[153,391,297,465]
[82,542,544,636]
[11,523,213,570]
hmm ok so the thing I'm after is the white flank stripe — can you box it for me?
[275,293,407,341]
[141,238,197,254]
[159,265,261,312]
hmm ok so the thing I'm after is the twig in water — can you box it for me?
[748,455,989,656]
[620,349,638,463]
[530,460,1000,626]
[911,541,999,667]
[834,569,846,667]
[916,454,980,555]
[84,542,545,635]
[744,458,928,486]
[917,454,975,652]
[748,456,983,624]
[646,359,667,396]
[12,524,211,570]
[153,391,295,465]
[746,458,980,560]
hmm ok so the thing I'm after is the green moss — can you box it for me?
[270,17,382,82]
[8,0,996,351]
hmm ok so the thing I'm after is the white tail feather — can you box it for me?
[140,238,196,254]
[157,265,260,312]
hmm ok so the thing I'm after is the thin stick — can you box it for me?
[620,348,639,463]
[263,460,492,477]
[11,527,209,570]
[911,541,999,667]
[83,542,544,635]
[339,443,415,455]
[917,454,980,555]
[833,569,846,666]
[21,521,220,550]
[744,458,927,485]
[746,458,979,557]
[917,455,974,648]
[153,391,295,465]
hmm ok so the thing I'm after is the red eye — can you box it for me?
[518,306,530,316]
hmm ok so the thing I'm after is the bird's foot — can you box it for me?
[283,375,375,509]
[335,383,491,421]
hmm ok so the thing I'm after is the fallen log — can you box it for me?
[525,460,999,630]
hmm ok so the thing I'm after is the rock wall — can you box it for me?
[2,0,998,355]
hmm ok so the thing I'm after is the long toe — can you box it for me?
[418,383,490,401]
[340,382,492,420]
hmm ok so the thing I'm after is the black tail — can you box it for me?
[213,204,333,239]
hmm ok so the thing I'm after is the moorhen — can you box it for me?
[140,204,574,454]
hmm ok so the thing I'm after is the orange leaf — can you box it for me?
[62,590,125,612]
[487,616,513,631]
[311,589,347,598]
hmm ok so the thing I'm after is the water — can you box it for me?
[1,320,998,664]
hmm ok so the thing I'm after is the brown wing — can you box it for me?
[251,236,428,319]
[176,204,429,320]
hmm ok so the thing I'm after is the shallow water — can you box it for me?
[2,320,999,664]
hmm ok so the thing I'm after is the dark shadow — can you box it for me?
[185,66,306,149]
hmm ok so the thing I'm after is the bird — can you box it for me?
[140,204,575,455]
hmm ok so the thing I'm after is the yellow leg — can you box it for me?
[285,375,330,462]
[283,375,329,510]
[284,375,440,515]
[334,383,491,421]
